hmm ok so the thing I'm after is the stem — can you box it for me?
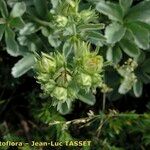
[97,93,106,137]
[30,15,53,28]
[96,117,110,138]
[102,93,106,112]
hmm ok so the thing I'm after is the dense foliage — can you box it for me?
[0,0,150,149]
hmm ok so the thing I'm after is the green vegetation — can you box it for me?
[0,0,150,149]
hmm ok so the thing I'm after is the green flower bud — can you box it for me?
[66,0,76,7]
[55,52,65,68]
[79,10,97,23]
[42,79,56,93]
[56,15,68,27]
[92,73,102,85]
[52,87,68,100]
[37,73,50,83]
[56,71,72,87]
[78,73,92,87]
[67,87,77,99]
[37,53,56,73]
[83,54,103,73]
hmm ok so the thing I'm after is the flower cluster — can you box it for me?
[116,59,138,94]
[74,42,103,91]
[42,0,99,49]
[35,42,104,113]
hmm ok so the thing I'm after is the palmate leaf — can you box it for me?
[96,1,123,22]
[119,38,140,58]
[9,17,25,29]
[127,22,149,50]
[105,22,126,44]
[11,54,36,78]
[126,0,150,24]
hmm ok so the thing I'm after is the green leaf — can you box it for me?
[41,27,50,37]
[119,0,133,13]
[142,59,150,73]
[85,31,106,46]
[118,78,133,94]
[33,0,48,19]
[0,0,9,18]
[19,23,38,35]
[9,17,24,29]
[10,2,26,18]
[126,1,150,24]
[0,24,5,40]
[48,35,61,48]
[17,36,28,46]
[134,21,150,33]
[106,46,122,64]
[96,1,123,22]
[127,22,149,50]
[107,88,122,101]
[105,69,121,87]
[119,39,140,57]
[11,54,36,78]
[78,90,96,106]
[133,80,143,97]
[105,23,126,44]
[78,23,105,31]
[0,18,6,24]
[140,72,150,84]
[134,51,145,64]
[58,102,71,115]
[6,0,20,8]
[5,27,19,56]
[63,41,73,58]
